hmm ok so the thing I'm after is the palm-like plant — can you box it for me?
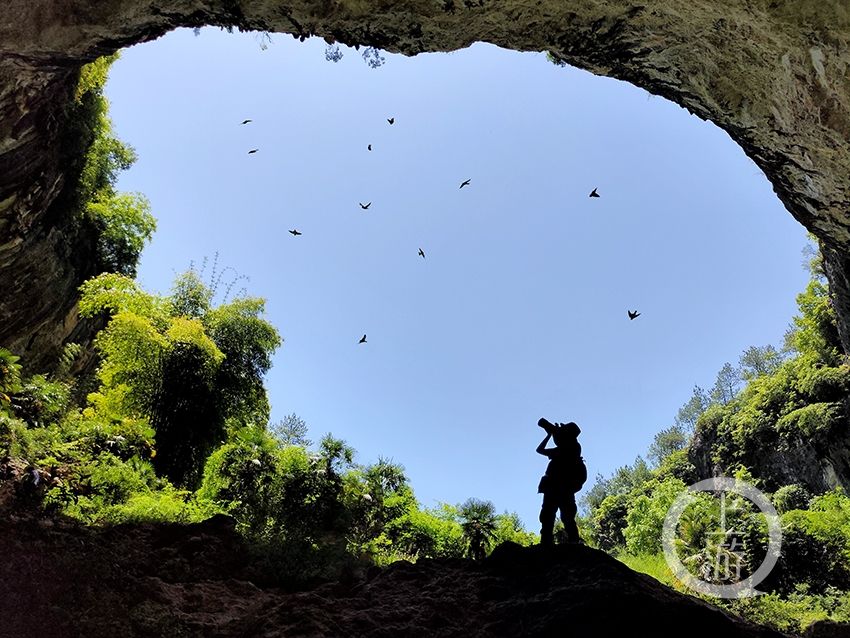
[459,498,498,560]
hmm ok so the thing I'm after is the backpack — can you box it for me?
[571,456,588,492]
[537,456,588,494]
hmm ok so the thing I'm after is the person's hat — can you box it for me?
[563,422,581,437]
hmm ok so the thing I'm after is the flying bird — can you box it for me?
[589,187,600,198]
[359,202,371,210]
[418,248,425,259]
[241,119,252,125]
[248,149,259,154]
[359,334,367,344]
[288,229,302,236]
[387,117,395,125]
[628,310,641,320]
[368,144,372,151]
[459,179,471,189]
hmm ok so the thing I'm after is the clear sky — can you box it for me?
[105,28,809,529]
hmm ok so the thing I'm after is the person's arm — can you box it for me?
[536,432,552,456]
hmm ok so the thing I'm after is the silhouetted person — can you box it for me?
[536,418,587,545]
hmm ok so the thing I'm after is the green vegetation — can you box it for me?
[67,54,156,277]
[1,266,536,585]
[580,244,850,634]
[0,55,536,589]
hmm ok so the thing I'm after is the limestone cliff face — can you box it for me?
[2,1,850,367]
[689,411,850,494]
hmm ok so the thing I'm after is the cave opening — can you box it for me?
[101,28,809,527]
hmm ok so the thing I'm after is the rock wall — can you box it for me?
[689,413,850,494]
[1,1,850,367]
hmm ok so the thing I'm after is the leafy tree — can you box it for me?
[492,511,537,547]
[269,413,311,447]
[390,503,466,560]
[592,493,630,550]
[79,271,280,487]
[87,192,156,276]
[647,424,688,467]
[623,477,687,554]
[169,270,212,319]
[70,55,155,277]
[344,458,415,556]
[789,279,843,365]
[739,345,783,380]
[581,473,613,515]
[675,385,711,431]
[655,448,697,484]
[459,498,498,560]
[580,457,652,517]
[711,362,742,405]
[73,56,136,206]
[147,320,225,486]
[206,297,281,430]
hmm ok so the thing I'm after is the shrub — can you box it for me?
[772,509,850,593]
[593,493,629,550]
[10,375,71,427]
[773,484,812,514]
[96,487,218,524]
[775,402,842,438]
[0,348,22,401]
[623,478,686,555]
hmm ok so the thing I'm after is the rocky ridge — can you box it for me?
[0,509,790,638]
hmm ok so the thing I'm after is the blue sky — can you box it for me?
[106,28,809,529]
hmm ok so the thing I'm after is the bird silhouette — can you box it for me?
[459,179,471,189]
[628,310,641,320]
[418,248,426,259]
[359,334,367,344]
[589,187,600,198]
[360,202,371,210]
[368,144,372,151]
[289,229,302,236]
[241,119,252,125]
[248,149,259,154]
[387,117,395,125]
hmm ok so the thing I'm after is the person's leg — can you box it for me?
[559,493,580,543]
[539,492,557,545]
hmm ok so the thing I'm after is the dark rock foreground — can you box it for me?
[0,513,788,637]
